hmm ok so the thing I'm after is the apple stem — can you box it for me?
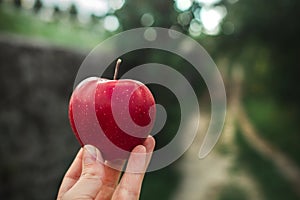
[113,59,122,80]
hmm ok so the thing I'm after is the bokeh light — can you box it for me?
[189,19,202,37]
[108,0,125,10]
[103,15,119,32]
[175,0,192,11]
[144,27,157,41]
[200,6,227,35]
[195,0,221,5]
[177,12,192,26]
[141,13,154,27]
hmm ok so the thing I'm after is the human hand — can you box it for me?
[57,136,155,200]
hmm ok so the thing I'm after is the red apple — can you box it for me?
[69,59,156,160]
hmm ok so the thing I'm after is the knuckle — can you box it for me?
[81,170,100,180]
[119,185,140,199]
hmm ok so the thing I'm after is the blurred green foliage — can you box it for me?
[223,0,300,168]
[141,164,181,200]
[245,99,300,165]
[218,183,249,200]
[236,128,299,200]
[220,0,300,104]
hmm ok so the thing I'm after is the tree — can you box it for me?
[115,0,177,30]
[13,0,21,8]
[217,0,300,104]
[33,0,43,13]
[69,4,78,21]
[53,5,61,20]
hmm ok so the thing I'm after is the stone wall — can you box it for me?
[0,35,86,200]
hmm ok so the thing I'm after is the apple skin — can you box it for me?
[69,77,156,160]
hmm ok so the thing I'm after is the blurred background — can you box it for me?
[0,0,300,199]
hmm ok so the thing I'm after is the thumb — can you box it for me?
[62,145,104,200]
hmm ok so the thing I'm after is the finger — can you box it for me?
[96,136,156,200]
[62,145,105,200]
[112,144,151,200]
[94,160,125,200]
[57,147,83,199]
[143,135,156,154]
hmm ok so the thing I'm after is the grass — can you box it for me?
[0,5,108,50]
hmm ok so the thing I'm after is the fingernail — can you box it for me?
[84,145,97,164]
[126,145,147,173]
[144,141,151,151]
[144,136,155,151]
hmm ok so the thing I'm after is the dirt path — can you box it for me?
[171,66,300,199]
[238,106,300,197]
[171,106,264,200]
[171,113,233,200]
[233,68,300,197]
[171,67,264,200]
